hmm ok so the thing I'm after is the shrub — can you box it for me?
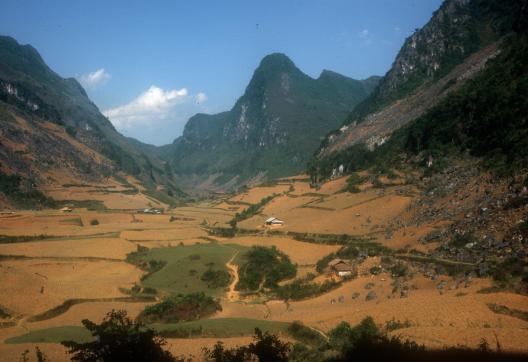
[275,279,342,301]
[389,263,408,277]
[138,292,221,323]
[89,219,99,226]
[385,318,412,332]
[342,173,365,193]
[200,269,231,289]
[451,232,476,248]
[369,266,382,275]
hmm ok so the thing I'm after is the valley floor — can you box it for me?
[0,173,527,361]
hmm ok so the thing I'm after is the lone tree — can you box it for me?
[62,310,178,362]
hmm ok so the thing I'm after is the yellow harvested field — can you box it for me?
[1,173,528,356]
[239,193,411,235]
[0,238,136,260]
[0,212,133,237]
[0,260,141,317]
[213,301,270,320]
[399,327,528,352]
[45,187,166,209]
[229,185,290,204]
[265,274,528,351]
[317,177,348,194]
[217,235,339,265]
[121,227,208,241]
[174,206,233,225]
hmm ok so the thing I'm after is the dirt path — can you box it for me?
[226,252,240,301]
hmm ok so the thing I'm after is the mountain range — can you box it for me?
[161,53,379,190]
[0,0,526,208]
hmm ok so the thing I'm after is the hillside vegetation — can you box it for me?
[310,33,528,180]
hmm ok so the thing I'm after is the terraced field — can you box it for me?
[1,175,527,360]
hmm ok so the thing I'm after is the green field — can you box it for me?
[131,242,248,296]
[5,326,93,344]
[153,318,290,338]
[6,318,290,343]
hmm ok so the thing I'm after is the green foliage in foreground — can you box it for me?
[204,328,290,362]
[137,293,221,324]
[236,246,297,291]
[9,313,528,361]
[61,310,177,362]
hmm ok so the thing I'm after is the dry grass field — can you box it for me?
[1,174,527,360]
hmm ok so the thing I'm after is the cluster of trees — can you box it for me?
[229,194,277,229]
[236,246,296,291]
[137,293,221,324]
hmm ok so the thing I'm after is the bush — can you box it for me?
[275,279,342,301]
[451,232,477,248]
[385,318,412,332]
[138,292,221,323]
[201,269,231,289]
[389,263,408,277]
[90,219,99,226]
[342,173,365,193]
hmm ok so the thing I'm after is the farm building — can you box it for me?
[265,217,284,226]
[138,208,163,214]
[60,207,72,213]
[328,258,356,277]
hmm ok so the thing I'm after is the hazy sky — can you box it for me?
[1,0,442,145]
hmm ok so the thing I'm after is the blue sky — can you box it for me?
[1,0,442,145]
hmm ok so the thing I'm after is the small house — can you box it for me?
[265,217,284,226]
[60,207,72,213]
[328,258,356,277]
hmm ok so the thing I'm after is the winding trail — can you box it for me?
[226,252,240,301]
